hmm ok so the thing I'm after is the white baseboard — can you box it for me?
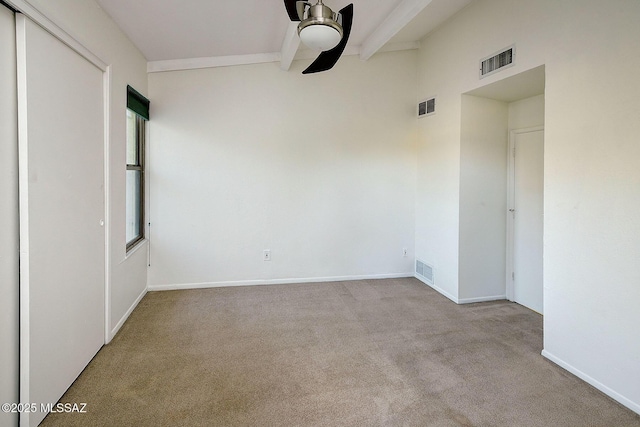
[458,295,507,304]
[147,273,414,292]
[414,274,459,303]
[108,286,147,342]
[542,350,640,415]
[413,275,506,305]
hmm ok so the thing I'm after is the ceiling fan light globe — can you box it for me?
[299,24,342,51]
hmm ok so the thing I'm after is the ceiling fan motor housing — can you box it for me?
[298,2,344,51]
[309,3,336,20]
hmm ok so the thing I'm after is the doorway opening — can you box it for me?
[460,65,546,314]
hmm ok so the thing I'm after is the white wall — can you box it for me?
[416,0,640,413]
[0,6,19,427]
[148,51,418,289]
[27,0,149,337]
[459,95,508,302]
[509,94,544,130]
[414,59,464,301]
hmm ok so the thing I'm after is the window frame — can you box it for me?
[126,110,146,251]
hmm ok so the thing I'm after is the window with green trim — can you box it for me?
[126,86,149,250]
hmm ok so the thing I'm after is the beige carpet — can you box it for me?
[41,278,640,426]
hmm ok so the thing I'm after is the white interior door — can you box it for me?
[0,5,20,427]
[17,15,106,427]
[508,127,544,314]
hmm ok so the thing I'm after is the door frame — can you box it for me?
[0,5,19,427]
[506,126,544,302]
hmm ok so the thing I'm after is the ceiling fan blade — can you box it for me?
[302,3,353,74]
[284,0,303,21]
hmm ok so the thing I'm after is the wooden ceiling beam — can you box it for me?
[360,0,433,61]
[280,22,301,71]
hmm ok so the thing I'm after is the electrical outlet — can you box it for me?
[403,248,408,257]
[263,250,271,261]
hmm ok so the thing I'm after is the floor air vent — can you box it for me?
[418,97,436,118]
[480,45,515,78]
[416,260,434,285]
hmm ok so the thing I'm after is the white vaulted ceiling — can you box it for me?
[95,0,474,69]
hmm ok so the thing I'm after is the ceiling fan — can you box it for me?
[284,0,354,74]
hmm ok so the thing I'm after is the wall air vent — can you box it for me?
[416,260,434,285]
[418,97,436,118]
[480,45,515,79]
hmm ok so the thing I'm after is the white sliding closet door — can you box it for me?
[0,5,19,427]
[17,16,105,427]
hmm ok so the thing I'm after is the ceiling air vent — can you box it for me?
[416,260,434,285]
[480,45,515,79]
[418,97,436,118]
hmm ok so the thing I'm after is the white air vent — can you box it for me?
[418,97,436,118]
[480,45,515,79]
[416,259,434,285]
